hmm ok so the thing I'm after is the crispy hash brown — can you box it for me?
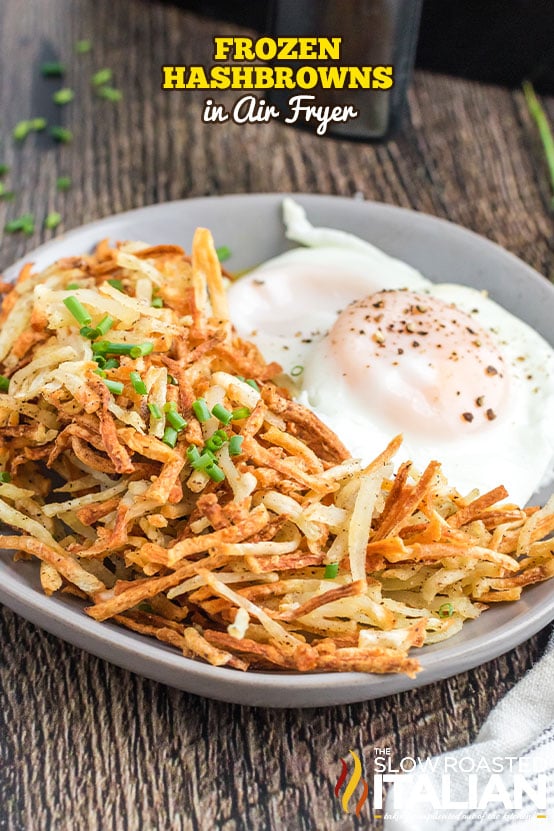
[0,231,553,678]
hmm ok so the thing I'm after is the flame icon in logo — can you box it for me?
[335,750,369,816]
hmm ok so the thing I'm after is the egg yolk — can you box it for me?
[328,290,510,439]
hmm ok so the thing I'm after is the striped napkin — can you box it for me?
[385,627,554,830]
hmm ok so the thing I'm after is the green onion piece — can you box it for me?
[94,368,107,378]
[192,398,211,422]
[235,375,245,382]
[228,435,243,456]
[103,378,123,395]
[291,365,304,377]
[63,296,92,326]
[0,471,11,483]
[44,212,62,230]
[245,378,260,392]
[53,88,74,105]
[95,314,113,336]
[231,406,250,421]
[0,375,10,392]
[162,426,178,448]
[75,39,92,54]
[324,563,339,579]
[191,451,214,471]
[148,402,162,420]
[30,118,47,131]
[66,283,80,290]
[104,358,119,370]
[0,183,15,201]
[163,401,177,413]
[186,445,201,465]
[212,403,233,424]
[167,374,178,386]
[438,602,454,619]
[56,176,72,191]
[4,214,34,234]
[92,341,152,357]
[107,278,124,292]
[91,68,113,87]
[41,61,65,77]
[13,121,32,141]
[80,325,98,339]
[94,355,106,368]
[166,409,187,431]
[50,126,73,143]
[151,297,163,308]
[522,81,554,208]
[130,371,148,395]
[97,86,123,102]
[205,433,226,453]
[216,245,231,262]
[205,461,225,483]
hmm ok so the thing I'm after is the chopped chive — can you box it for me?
[438,602,454,619]
[44,211,62,230]
[94,368,107,378]
[91,68,113,87]
[104,357,119,370]
[107,278,124,292]
[95,314,113,336]
[212,403,233,424]
[63,296,92,326]
[162,426,178,448]
[50,126,73,143]
[167,373,178,385]
[186,445,201,465]
[66,282,80,290]
[0,183,15,201]
[205,461,225,483]
[0,471,11,483]
[103,378,124,395]
[92,341,152,357]
[245,378,260,392]
[5,214,34,234]
[191,451,215,471]
[53,88,74,105]
[130,371,148,395]
[205,432,226,453]
[148,402,162,420]
[94,354,106,368]
[192,398,211,422]
[0,375,10,392]
[80,325,98,339]
[97,86,123,102]
[228,435,243,456]
[13,121,32,141]
[216,245,231,262]
[231,406,250,421]
[166,409,187,431]
[151,296,163,308]
[291,365,304,377]
[41,61,65,77]
[56,176,72,191]
[324,563,339,579]
[0,164,9,176]
[75,39,92,54]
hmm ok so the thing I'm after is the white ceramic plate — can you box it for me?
[2,194,553,708]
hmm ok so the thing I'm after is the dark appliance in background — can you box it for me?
[168,0,554,94]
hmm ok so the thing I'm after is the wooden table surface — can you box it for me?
[0,2,553,829]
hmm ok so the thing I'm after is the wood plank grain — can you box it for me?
[0,1,552,830]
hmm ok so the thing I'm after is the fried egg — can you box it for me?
[227,200,554,505]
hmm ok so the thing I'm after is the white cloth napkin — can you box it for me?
[384,628,554,831]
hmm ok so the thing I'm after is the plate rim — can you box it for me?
[1,192,553,707]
